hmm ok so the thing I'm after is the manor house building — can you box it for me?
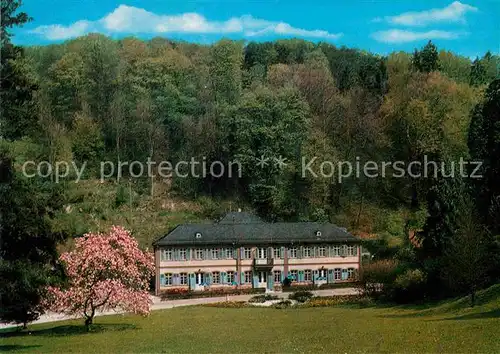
[153,211,361,295]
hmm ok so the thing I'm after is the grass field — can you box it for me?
[2,285,499,353]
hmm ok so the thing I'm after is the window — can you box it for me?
[244,271,252,283]
[318,246,326,257]
[318,269,327,278]
[225,248,234,259]
[332,245,341,257]
[303,247,312,258]
[273,247,281,259]
[195,248,203,260]
[162,249,173,261]
[244,248,252,259]
[212,271,220,284]
[211,248,219,259]
[289,247,297,258]
[258,271,267,283]
[257,247,267,259]
[195,273,203,285]
[290,270,298,281]
[274,270,281,283]
[347,245,355,256]
[334,268,341,280]
[164,273,172,285]
[179,249,187,260]
[304,269,312,281]
[180,273,188,285]
[348,268,355,279]
[227,271,235,284]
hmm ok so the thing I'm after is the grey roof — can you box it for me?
[154,212,359,247]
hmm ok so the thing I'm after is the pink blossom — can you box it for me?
[43,226,155,326]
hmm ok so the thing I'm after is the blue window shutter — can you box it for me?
[186,248,191,260]
[280,247,285,259]
[314,270,319,281]
[234,272,239,284]
[342,269,348,280]
[252,275,259,288]
[221,272,227,284]
[160,274,165,285]
[281,271,285,282]
[298,270,304,282]
[328,269,334,283]
[298,246,303,259]
[233,248,238,259]
[312,247,316,258]
[205,248,211,260]
[240,247,244,259]
[241,272,245,284]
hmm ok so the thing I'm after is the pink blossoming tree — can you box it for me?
[44,226,155,330]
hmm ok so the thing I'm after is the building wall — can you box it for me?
[155,245,360,294]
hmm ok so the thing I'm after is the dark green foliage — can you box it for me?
[0,151,67,326]
[1,1,37,140]
[288,290,314,303]
[412,41,440,73]
[468,79,500,234]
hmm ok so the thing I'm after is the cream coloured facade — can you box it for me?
[153,212,361,295]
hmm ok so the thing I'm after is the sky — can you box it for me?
[13,0,500,57]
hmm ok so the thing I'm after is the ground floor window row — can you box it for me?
[160,268,357,286]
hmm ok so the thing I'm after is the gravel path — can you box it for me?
[0,288,357,329]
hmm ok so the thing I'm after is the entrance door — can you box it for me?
[258,271,267,288]
[195,273,204,288]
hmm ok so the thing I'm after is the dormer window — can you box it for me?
[315,231,322,237]
[195,232,202,239]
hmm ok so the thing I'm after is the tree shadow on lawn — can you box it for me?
[434,309,500,321]
[0,323,138,338]
[0,345,42,352]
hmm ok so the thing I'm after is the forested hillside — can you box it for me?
[2,33,498,247]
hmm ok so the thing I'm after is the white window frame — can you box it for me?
[164,249,173,261]
[212,271,220,284]
[304,269,312,281]
[225,248,233,259]
[318,246,326,257]
[334,268,341,280]
[347,268,355,279]
[244,271,252,283]
[289,247,297,258]
[180,273,188,285]
[195,248,203,260]
[257,247,267,259]
[211,248,219,259]
[332,245,341,257]
[347,245,355,256]
[274,270,281,283]
[303,247,311,258]
[290,270,298,281]
[179,249,187,260]
[319,269,327,278]
[165,273,172,285]
[273,248,281,259]
[227,271,234,283]
[244,248,252,259]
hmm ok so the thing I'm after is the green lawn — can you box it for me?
[2,286,500,353]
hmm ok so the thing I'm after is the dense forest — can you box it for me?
[1,0,500,326]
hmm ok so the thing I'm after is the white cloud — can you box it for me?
[380,1,478,27]
[30,20,92,40]
[371,29,463,43]
[31,4,342,41]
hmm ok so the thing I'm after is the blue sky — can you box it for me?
[13,0,500,57]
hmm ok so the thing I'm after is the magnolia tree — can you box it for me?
[44,226,154,329]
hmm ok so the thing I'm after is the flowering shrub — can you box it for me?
[160,287,264,301]
[299,295,371,308]
[288,290,314,303]
[201,301,249,308]
[248,294,279,303]
[273,300,293,309]
[43,226,155,330]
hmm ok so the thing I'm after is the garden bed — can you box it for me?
[160,287,265,300]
